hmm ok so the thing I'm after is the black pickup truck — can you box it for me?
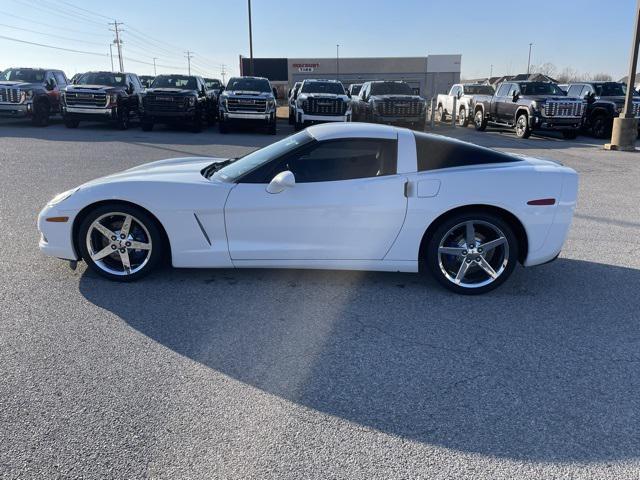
[218,76,278,134]
[0,67,68,126]
[351,80,426,130]
[472,81,585,139]
[62,71,144,129]
[141,74,213,132]
[566,81,640,138]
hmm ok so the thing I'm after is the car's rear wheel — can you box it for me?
[474,109,487,131]
[425,212,518,294]
[437,106,445,123]
[78,204,163,282]
[458,107,469,127]
[515,113,531,139]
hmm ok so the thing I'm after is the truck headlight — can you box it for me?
[20,89,34,103]
[186,96,196,107]
[220,97,228,110]
[108,93,118,105]
[47,188,79,206]
[267,99,275,108]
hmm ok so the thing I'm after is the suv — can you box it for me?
[566,81,640,138]
[436,83,495,126]
[218,76,278,134]
[352,80,426,130]
[347,83,362,98]
[472,81,584,139]
[141,74,213,133]
[293,79,351,130]
[0,68,68,126]
[287,81,302,124]
[139,75,154,88]
[62,71,144,130]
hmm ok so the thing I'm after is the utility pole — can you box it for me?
[490,64,493,78]
[336,44,340,80]
[221,64,227,84]
[152,57,158,76]
[109,44,114,72]
[247,0,254,76]
[527,43,533,75]
[185,51,193,76]
[606,0,640,151]
[109,21,124,73]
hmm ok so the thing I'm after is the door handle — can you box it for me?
[403,180,409,198]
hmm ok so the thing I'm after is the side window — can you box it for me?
[131,74,142,90]
[581,85,594,97]
[567,85,582,97]
[283,139,397,183]
[54,72,66,86]
[496,84,510,97]
[45,71,56,86]
[507,84,519,97]
[360,84,369,100]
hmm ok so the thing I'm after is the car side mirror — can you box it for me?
[512,91,519,102]
[266,170,295,194]
[45,79,55,91]
[457,91,462,99]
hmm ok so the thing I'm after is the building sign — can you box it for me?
[293,63,319,73]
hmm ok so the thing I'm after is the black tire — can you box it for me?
[437,106,445,123]
[515,113,531,139]
[116,108,130,130]
[425,211,519,295]
[191,112,203,133]
[77,203,164,282]
[288,108,294,125]
[459,108,469,127]
[474,109,487,131]
[591,114,611,139]
[562,130,578,140]
[218,120,229,134]
[64,118,80,129]
[141,120,154,132]
[268,121,277,135]
[31,100,50,127]
[294,119,303,132]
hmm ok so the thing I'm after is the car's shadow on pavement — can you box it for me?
[78,258,640,462]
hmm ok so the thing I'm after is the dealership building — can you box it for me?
[239,55,461,98]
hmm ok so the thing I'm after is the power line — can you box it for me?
[0,34,108,57]
[2,11,110,38]
[52,0,114,21]
[0,23,104,46]
[109,21,124,73]
[11,0,105,27]
[185,51,194,76]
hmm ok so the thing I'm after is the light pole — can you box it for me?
[490,64,493,79]
[336,44,340,80]
[606,0,640,151]
[248,0,254,76]
[109,44,114,72]
[526,43,533,75]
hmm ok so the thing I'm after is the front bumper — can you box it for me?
[221,111,275,122]
[143,109,196,121]
[0,102,32,118]
[299,111,352,123]
[372,114,425,125]
[37,205,78,261]
[63,106,117,121]
[531,115,581,131]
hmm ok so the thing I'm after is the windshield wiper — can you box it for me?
[201,158,238,179]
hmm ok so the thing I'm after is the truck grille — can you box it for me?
[305,98,347,116]
[376,100,424,117]
[65,92,107,108]
[544,101,584,118]
[227,97,267,113]
[0,88,21,104]
[143,95,185,112]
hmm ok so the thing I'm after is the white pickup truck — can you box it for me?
[436,83,495,126]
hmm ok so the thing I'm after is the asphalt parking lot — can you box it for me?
[1,118,639,479]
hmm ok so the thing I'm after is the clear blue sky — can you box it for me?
[0,0,636,81]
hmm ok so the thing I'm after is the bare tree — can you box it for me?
[556,67,581,83]
[591,72,613,81]
[530,62,557,78]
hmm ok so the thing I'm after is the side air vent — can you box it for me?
[193,213,211,246]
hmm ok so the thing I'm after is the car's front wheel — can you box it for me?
[425,212,518,294]
[78,204,164,282]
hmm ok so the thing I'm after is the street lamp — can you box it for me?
[527,43,533,75]
[248,0,254,76]
[336,44,340,80]
[606,0,640,151]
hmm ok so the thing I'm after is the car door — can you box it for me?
[493,83,511,121]
[224,137,408,261]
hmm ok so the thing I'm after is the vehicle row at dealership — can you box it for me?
[2,66,639,139]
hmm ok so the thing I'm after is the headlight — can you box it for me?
[220,97,228,109]
[186,96,196,107]
[47,188,79,206]
[267,99,275,108]
[20,89,34,103]
[108,93,118,105]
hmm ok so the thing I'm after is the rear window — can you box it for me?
[414,132,518,171]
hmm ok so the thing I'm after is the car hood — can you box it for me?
[66,84,125,93]
[369,94,424,102]
[145,88,197,96]
[596,96,640,105]
[0,80,42,89]
[80,157,229,188]
[524,95,582,102]
[297,93,349,101]
[222,90,273,99]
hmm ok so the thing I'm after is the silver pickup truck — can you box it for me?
[436,83,495,126]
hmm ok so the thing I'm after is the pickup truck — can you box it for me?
[436,83,495,126]
[293,79,351,130]
[287,81,302,125]
[566,81,640,138]
[218,76,278,134]
[472,81,585,139]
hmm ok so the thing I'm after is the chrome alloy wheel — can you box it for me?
[437,220,509,289]
[85,212,152,276]
[516,116,528,136]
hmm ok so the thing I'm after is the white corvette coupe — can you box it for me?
[38,123,578,294]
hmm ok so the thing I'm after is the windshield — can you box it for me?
[226,77,271,93]
[78,72,126,86]
[350,84,362,95]
[594,82,636,96]
[519,82,565,96]
[464,85,494,95]
[205,79,221,89]
[370,82,413,95]
[1,69,46,83]
[151,76,197,90]
[212,131,313,182]
[300,81,345,95]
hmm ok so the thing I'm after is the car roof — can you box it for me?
[307,122,400,141]
[302,79,341,83]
